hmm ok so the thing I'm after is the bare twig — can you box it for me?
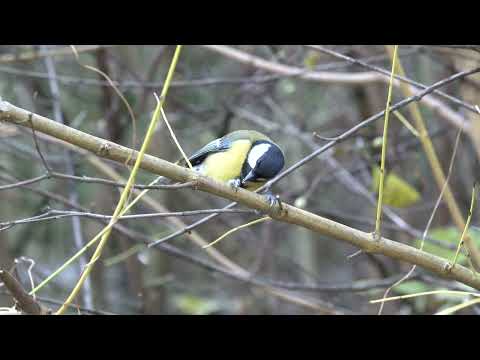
[0,45,112,64]
[377,128,464,315]
[0,208,259,230]
[305,45,478,114]
[374,45,398,237]
[202,45,471,132]
[0,166,337,312]
[43,45,94,309]
[0,171,195,191]
[265,65,480,189]
[385,46,480,271]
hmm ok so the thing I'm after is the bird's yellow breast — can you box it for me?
[202,139,252,182]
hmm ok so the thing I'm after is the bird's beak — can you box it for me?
[242,169,256,185]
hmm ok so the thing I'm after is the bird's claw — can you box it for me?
[229,178,241,192]
[263,192,283,213]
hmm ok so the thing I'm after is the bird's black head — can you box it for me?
[241,140,285,185]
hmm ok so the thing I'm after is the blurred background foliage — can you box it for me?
[1,45,480,314]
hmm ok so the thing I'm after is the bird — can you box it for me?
[181,130,285,203]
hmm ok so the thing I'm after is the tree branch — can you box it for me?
[201,45,471,132]
[0,270,51,315]
[2,99,480,291]
[0,45,113,64]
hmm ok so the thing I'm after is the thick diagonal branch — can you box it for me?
[2,100,480,291]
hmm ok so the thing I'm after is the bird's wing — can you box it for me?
[186,137,232,166]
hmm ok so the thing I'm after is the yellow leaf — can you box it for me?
[372,166,421,208]
[303,51,321,70]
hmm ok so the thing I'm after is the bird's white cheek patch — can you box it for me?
[248,143,271,169]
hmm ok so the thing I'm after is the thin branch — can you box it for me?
[53,45,183,315]
[0,171,195,191]
[0,174,49,191]
[0,162,333,312]
[264,65,480,189]
[377,127,464,315]
[385,46,480,271]
[450,183,479,267]
[374,45,398,237]
[0,45,112,64]
[305,45,478,114]
[43,46,93,309]
[202,45,471,132]
[0,208,259,230]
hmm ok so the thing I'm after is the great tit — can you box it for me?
[182,130,285,193]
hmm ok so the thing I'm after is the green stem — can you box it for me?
[54,45,183,314]
[375,45,398,237]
